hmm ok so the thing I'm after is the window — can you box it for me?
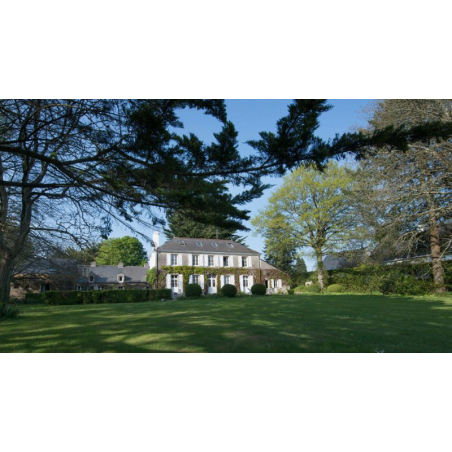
[171,254,178,266]
[118,286,124,290]
[117,274,124,283]
[242,257,247,267]
[208,255,214,266]
[89,275,95,283]
[208,274,216,287]
[243,275,249,288]
[192,255,199,266]
[77,286,83,291]
[211,242,218,247]
[192,274,199,285]
[196,241,203,247]
[223,256,229,267]
[179,240,186,246]
[171,275,179,288]
[227,242,234,248]
[224,275,230,285]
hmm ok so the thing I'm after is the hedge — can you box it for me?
[44,288,172,305]
[326,284,345,293]
[24,293,46,303]
[304,261,452,294]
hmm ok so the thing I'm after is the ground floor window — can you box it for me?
[40,283,50,293]
[208,274,216,287]
[224,275,230,285]
[171,274,179,288]
[192,274,199,285]
[243,275,248,288]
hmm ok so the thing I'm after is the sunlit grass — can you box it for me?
[1,294,452,352]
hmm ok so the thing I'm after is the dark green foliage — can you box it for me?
[185,283,202,298]
[287,289,295,295]
[44,288,172,305]
[165,210,246,244]
[380,275,432,296]
[326,284,345,293]
[0,304,21,320]
[220,284,237,297]
[251,283,266,295]
[24,293,46,304]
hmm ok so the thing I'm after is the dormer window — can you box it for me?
[212,242,218,247]
[179,240,186,246]
[89,276,95,283]
[117,273,124,283]
[227,242,234,248]
[196,241,203,247]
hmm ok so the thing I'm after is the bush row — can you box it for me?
[44,288,172,305]
[303,261,452,295]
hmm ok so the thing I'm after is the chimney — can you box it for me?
[90,261,96,267]
[152,231,160,248]
[143,263,150,269]
[118,262,124,268]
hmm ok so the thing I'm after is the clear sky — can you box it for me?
[111,99,371,269]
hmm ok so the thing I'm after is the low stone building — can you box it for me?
[76,262,150,290]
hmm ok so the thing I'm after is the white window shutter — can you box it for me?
[177,254,182,266]
[249,275,254,287]
[166,254,170,266]
[189,274,192,284]
[230,274,235,286]
[166,274,171,288]
[199,274,204,289]
[188,254,192,266]
[239,275,243,291]
[248,256,252,267]
[178,274,183,289]
[199,254,203,266]
[204,254,208,266]
[219,255,223,266]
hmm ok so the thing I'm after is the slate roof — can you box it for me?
[77,265,148,283]
[157,237,260,255]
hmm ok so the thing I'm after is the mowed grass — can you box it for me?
[1,294,452,352]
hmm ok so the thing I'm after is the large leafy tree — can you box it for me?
[354,100,452,292]
[164,210,246,244]
[252,162,357,289]
[95,236,148,266]
[1,99,451,312]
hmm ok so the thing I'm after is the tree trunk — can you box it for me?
[429,214,446,293]
[0,255,14,315]
[316,250,325,290]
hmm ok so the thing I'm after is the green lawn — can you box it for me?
[1,294,452,352]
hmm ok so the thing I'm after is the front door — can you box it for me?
[207,274,217,294]
[171,274,180,295]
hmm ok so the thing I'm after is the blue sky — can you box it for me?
[111,99,371,269]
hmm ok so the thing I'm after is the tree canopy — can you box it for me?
[252,161,357,289]
[164,210,246,244]
[95,236,148,266]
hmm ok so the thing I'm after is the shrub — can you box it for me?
[185,283,202,298]
[287,289,295,295]
[221,284,237,297]
[326,284,345,293]
[295,284,321,294]
[0,304,21,320]
[250,283,266,296]
[24,293,46,304]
